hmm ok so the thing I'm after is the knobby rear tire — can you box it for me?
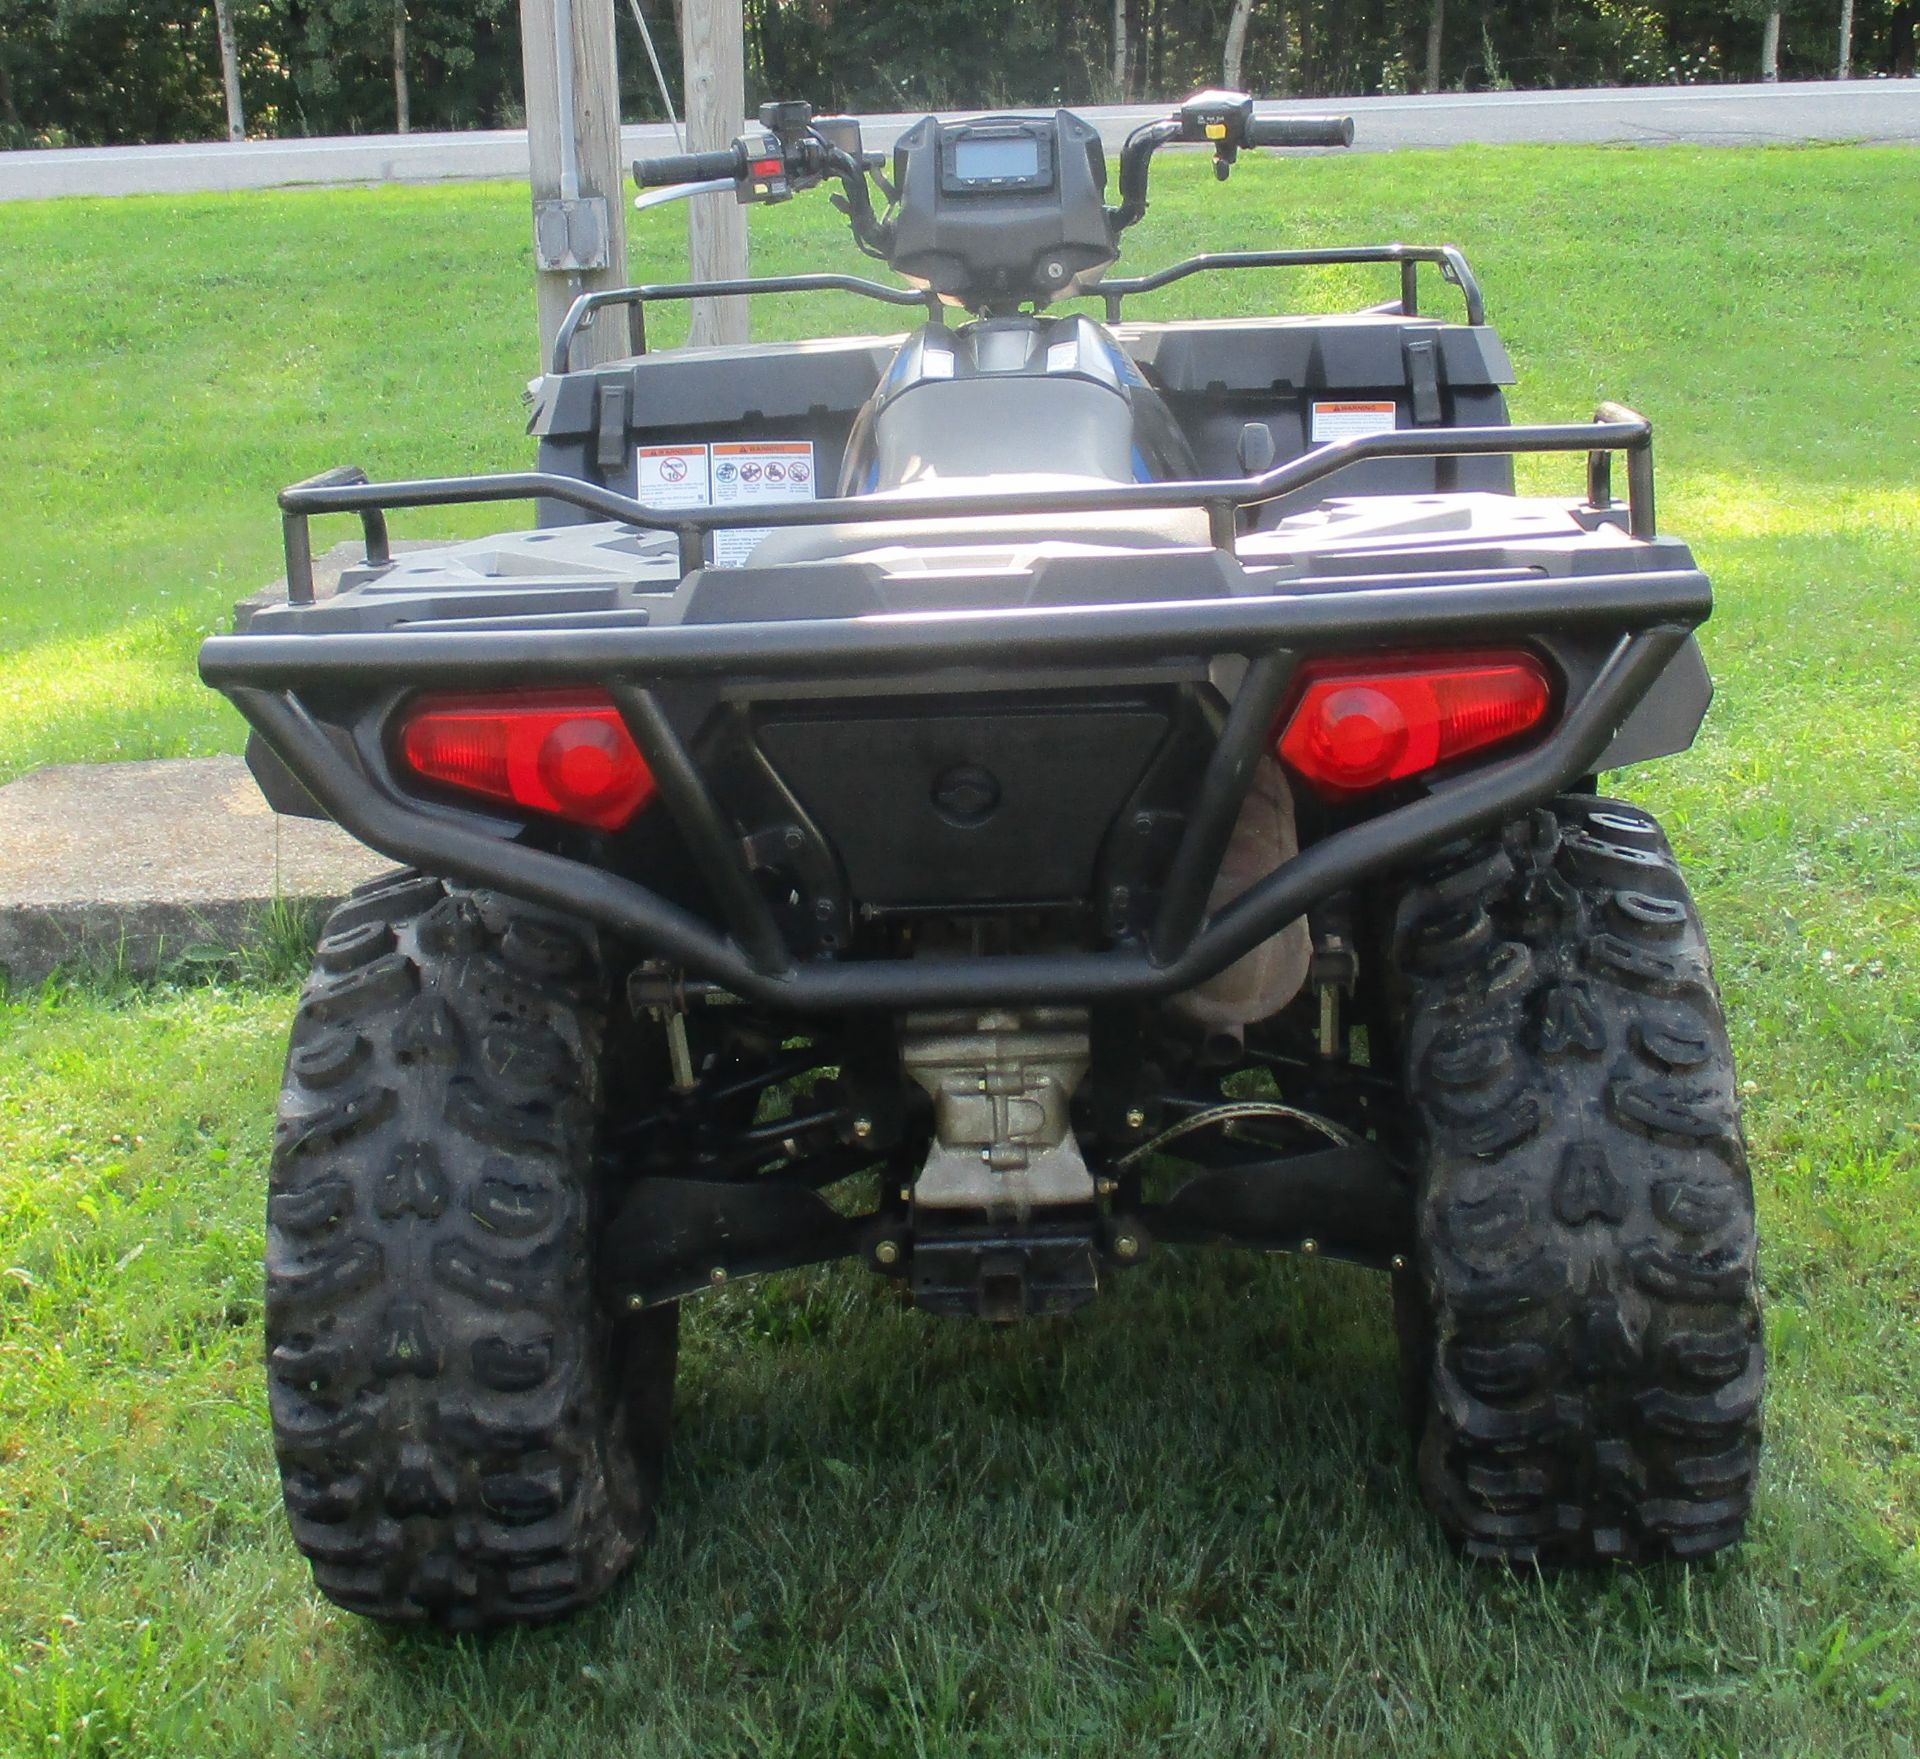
[1391,797,1763,1565]
[264,870,676,1630]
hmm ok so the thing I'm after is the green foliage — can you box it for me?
[2,2,1917,149]
[0,0,229,148]
[750,0,1105,112]
[272,0,526,135]
[0,0,531,145]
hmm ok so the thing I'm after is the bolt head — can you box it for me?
[873,1239,901,1268]
[1390,1254,1408,1272]
[1300,1238,1320,1256]
[626,1293,646,1312]
[708,1266,728,1286]
[1096,1177,1118,1197]
[851,1115,874,1141]
[1124,1107,1147,1131]
[1113,1233,1140,1261]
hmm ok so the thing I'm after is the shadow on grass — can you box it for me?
[347,1260,1432,1698]
[240,1245,1915,1757]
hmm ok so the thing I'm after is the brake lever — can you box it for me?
[633,177,739,214]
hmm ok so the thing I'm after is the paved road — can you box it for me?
[1,80,1913,201]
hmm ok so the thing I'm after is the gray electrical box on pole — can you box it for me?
[522,0,630,372]
[681,0,750,346]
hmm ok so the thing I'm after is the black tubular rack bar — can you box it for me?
[275,407,1655,602]
[279,465,391,604]
[547,245,1489,373]
[205,572,1704,1011]
[550,274,945,374]
[1089,244,1486,325]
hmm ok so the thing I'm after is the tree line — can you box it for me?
[1,0,1913,150]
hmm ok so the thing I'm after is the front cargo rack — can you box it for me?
[273,403,1656,602]
[548,244,1488,372]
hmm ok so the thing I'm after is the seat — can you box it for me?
[741,474,1211,568]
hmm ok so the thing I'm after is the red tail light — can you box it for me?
[1274,651,1554,798]
[398,690,656,831]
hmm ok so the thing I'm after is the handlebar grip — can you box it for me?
[633,147,743,188]
[1246,114,1355,149]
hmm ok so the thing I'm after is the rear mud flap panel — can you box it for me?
[246,728,333,822]
[1592,634,1712,771]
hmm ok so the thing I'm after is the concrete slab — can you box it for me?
[0,756,390,986]
[0,539,461,987]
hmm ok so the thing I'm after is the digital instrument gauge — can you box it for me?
[939,122,1056,194]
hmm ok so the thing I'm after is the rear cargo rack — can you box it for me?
[274,403,1655,603]
[219,398,1683,1014]
[547,244,1487,372]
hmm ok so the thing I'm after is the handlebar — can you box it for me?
[632,109,893,261]
[631,95,1356,283]
[634,146,744,188]
[1246,114,1355,149]
[1112,100,1354,231]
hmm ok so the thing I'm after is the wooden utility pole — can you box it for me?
[393,2,411,133]
[1760,9,1782,80]
[1425,0,1445,92]
[681,0,749,346]
[1223,0,1255,90]
[520,0,630,373]
[213,0,245,141]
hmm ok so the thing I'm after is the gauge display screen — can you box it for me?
[951,136,1041,183]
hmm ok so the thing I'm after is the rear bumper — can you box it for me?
[200,570,1705,1013]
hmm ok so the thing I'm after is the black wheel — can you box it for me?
[1389,797,1763,1565]
[265,870,677,1629]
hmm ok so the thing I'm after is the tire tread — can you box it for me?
[266,875,677,1629]
[1393,798,1763,1566]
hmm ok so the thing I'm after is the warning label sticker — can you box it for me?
[1310,400,1398,443]
[635,444,710,510]
[633,440,817,568]
[709,441,817,568]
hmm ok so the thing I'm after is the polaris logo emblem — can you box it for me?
[931,763,1001,827]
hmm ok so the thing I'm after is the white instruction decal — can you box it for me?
[709,440,817,568]
[635,443,711,510]
[1310,400,1398,443]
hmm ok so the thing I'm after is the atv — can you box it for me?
[200,92,1763,1630]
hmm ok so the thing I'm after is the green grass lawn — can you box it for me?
[2,145,1918,1755]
